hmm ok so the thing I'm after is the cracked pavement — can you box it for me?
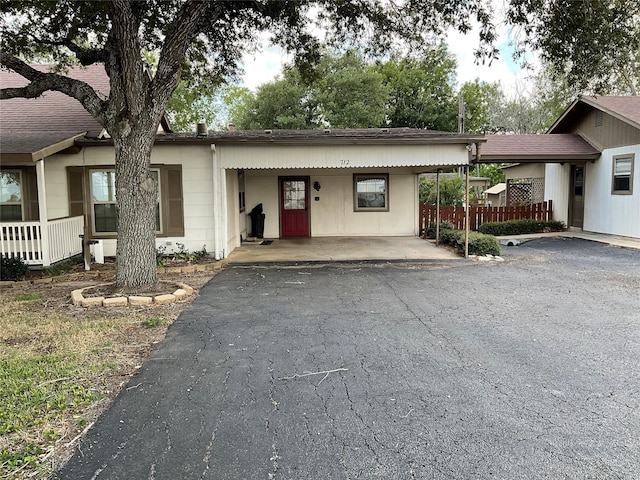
[54,238,640,479]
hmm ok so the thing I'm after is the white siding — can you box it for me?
[545,163,571,226]
[244,168,418,238]
[504,163,545,180]
[43,144,215,257]
[583,145,640,238]
[225,168,240,254]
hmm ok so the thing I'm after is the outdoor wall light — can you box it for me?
[313,181,321,191]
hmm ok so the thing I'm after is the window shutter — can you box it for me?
[162,165,184,237]
[67,167,85,217]
[23,166,40,221]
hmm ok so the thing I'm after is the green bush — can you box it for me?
[466,232,501,256]
[438,229,501,257]
[0,256,29,281]
[478,219,565,236]
[424,221,455,239]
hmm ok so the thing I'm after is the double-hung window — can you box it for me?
[611,154,634,195]
[0,170,23,221]
[354,174,389,211]
[90,169,161,233]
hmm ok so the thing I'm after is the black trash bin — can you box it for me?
[249,203,265,238]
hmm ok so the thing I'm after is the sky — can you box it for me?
[239,17,537,96]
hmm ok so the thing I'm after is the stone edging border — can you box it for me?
[71,281,195,308]
[0,259,228,289]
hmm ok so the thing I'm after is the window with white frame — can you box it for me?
[354,174,388,211]
[611,154,634,195]
[90,169,161,233]
[0,170,23,221]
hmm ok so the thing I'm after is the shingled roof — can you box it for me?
[548,95,640,133]
[0,64,109,161]
[477,134,601,162]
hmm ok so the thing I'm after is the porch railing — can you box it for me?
[420,201,553,233]
[48,216,84,264]
[1,216,84,266]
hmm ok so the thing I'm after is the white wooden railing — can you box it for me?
[1,221,43,265]
[48,216,84,264]
[1,216,84,266]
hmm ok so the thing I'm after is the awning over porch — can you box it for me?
[208,128,486,171]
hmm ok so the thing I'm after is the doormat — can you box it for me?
[260,240,273,245]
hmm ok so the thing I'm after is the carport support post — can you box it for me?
[36,159,51,267]
[465,164,470,258]
[436,169,441,246]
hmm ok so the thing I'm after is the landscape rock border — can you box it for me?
[0,260,227,290]
[71,280,195,308]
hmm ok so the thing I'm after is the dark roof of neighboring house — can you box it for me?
[79,127,487,147]
[0,64,109,161]
[476,134,601,162]
[548,95,640,133]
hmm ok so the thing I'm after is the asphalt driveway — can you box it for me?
[55,238,640,479]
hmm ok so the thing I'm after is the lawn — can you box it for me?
[0,271,213,479]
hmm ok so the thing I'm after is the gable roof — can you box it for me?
[548,95,640,133]
[0,64,109,161]
[477,134,600,162]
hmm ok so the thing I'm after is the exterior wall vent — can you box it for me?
[595,110,603,127]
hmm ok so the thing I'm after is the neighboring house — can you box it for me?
[480,96,639,238]
[482,182,506,207]
[545,96,640,238]
[1,65,485,265]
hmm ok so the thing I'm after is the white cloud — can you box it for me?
[239,4,539,95]
[240,44,291,91]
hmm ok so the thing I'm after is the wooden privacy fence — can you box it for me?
[420,201,553,233]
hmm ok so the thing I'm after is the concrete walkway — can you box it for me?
[227,232,639,264]
[496,230,640,250]
[227,236,459,263]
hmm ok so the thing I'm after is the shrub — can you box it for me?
[466,232,501,256]
[479,219,566,236]
[424,221,455,239]
[0,256,29,281]
[438,230,501,257]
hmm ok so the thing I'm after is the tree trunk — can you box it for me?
[113,132,158,292]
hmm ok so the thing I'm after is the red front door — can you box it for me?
[280,177,310,237]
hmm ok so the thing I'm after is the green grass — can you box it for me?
[0,292,173,479]
[0,354,97,436]
[142,317,165,329]
[10,293,43,302]
[0,443,43,472]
